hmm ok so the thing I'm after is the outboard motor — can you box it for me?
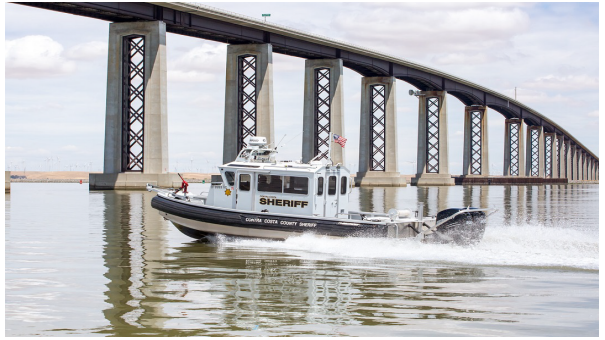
[426,208,487,245]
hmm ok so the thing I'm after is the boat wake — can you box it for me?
[216,223,599,271]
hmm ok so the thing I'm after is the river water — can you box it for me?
[5,183,599,336]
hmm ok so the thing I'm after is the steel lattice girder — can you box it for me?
[370,85,386,171]
[545,135,552,177]
[509,123,520,176]
[530,129,540,176]
[470,111,482,175]
[121,35,145,172]
[426,97,440,173]
[314,68,330,160]
[237,55,257,152]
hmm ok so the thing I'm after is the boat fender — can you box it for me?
[398,209,411,218]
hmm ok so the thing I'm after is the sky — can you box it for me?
[3,2,600,175]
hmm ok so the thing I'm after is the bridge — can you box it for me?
[16,2,599,188]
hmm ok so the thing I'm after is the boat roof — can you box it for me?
[223,160,331,173]
[220,136,349,174]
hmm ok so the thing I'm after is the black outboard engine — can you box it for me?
[426,208,487,245]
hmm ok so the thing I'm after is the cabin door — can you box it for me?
[324,174,339,218]
[236,172,254,211]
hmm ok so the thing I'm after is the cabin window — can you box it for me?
[341,176,348,194]
[225,171,235,186]
[239,174,251,191]
[328,176,337,195]
[257,174,282,193]
[283,176,308,195]
[317,177,324,195]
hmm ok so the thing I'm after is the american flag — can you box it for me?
[333,134,347,148]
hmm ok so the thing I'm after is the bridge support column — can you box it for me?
[582,150,588,181]
[572,146,579,180]
[592,159,596,180]
[461,106,489,177]
[579,149,583,180]
[592,159,597,181]
[302,59,345,165]
[5,171,10,193]
[223,44,274,164]
[355,77,405,186]
[411,91,454,186]
[503,119,525,176]
[544,132,557,178]
[564,139,572,180]
[525,126,544,177]
[555,134,564,178]
[90,21,179,190]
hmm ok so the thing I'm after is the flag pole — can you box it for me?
[328,131,333,165]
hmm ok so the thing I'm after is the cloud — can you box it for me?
[64,41,107,60]
[168,43,226,83]
[522,75,598,91]
[431,52,507,65]
[273,54,305,72]
[511,89,584,106]
[5,35,76,78]
[587,110,598,117]
[6,102,65,112]
[331,4,530,57]
[168,70,216,83]
[6,146,24,153]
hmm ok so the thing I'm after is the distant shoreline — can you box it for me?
[7,171,217,183]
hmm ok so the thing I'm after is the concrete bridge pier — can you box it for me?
[5,171,10,193]
[576,146,582,180]
[569,144,576,180]
[503,119,525,176]
[411,91,454,186]
[525,125,545,177]
[590,158,597,181]
[591,159,595,180]
[223,44,274,164]
[555,134,564,178]
[90,21,179,190]
[461,106,489,177]
[573,146,580,180]
[582,152,588,181]
[544,132,557,178]
[579,151,584,180]
[355,76,405,187]
[564,139,572,179]
[302,59,344,165]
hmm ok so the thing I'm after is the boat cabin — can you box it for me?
[207,137,350,218]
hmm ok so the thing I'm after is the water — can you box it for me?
[5,183,599,336]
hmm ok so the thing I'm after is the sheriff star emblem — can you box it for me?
[225,188,232,196]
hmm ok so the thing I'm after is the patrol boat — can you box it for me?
[148,137,492,245]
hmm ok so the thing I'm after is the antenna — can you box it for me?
[274,134,287,150]
[279,131,303,149]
